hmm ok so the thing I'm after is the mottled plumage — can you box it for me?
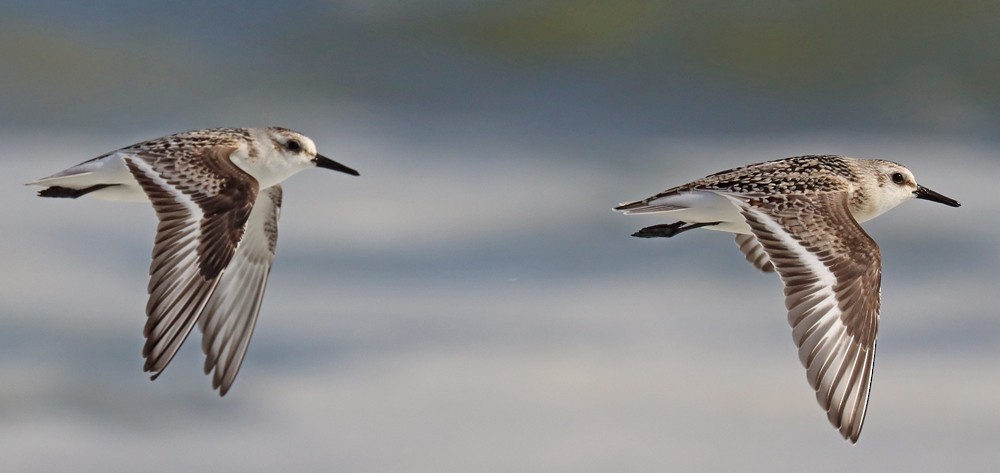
[28,127,360,395]
[616,154,960,442]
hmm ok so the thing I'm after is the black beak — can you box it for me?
[314,154,360,176]
[913,185,960,207]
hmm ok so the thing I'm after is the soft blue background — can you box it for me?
[3,1,997,471]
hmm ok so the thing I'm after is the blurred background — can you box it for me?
[2,1,998,471]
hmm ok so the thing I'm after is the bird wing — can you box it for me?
[124,146,259,381]
[730,192,880,443]
[734,233,775,273]
[198,185,282,395]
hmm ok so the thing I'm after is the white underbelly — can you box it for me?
[646,191,752,234]
[31,152,149,202]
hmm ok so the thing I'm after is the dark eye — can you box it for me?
[286,140,302,152]
[891,172,905,184]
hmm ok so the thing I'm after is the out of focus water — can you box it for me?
[2,2,998,472]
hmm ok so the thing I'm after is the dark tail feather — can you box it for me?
[614,200,646,212]
[37,184,117,199]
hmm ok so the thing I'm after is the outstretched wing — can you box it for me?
[124,145,259,381]
[734,233,775,273]
[198,185,282,395]
[732,192,880,443]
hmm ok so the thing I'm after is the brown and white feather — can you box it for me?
[734,233,775,273]
[124,144,259,381]
[198,185,282,396]
[729,191,880,443]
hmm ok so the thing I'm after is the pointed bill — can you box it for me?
[913,185,960,207]
[314,154,360,176]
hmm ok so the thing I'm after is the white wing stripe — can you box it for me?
[739,202,874,441]
[125,157,225,376]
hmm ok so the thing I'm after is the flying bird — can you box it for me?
[615,155,960,442]
[28,127,359,395]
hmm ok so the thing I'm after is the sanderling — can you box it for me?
[27,127,359,395]
[615,155,960,442]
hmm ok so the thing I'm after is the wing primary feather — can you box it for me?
[198,186,282,395]
[733,193,880,443]
[123,148,258,382]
